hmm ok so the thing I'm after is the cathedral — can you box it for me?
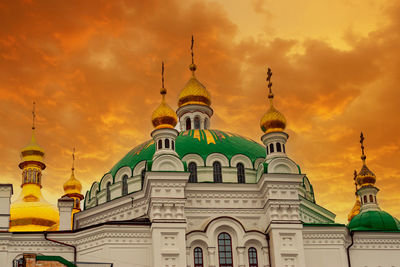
[0,39,399,267]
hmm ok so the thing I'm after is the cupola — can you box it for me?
[176,36,213,131]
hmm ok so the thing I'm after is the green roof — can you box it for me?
[108,129,266,178]
[348,210,400,232]
[36,255,76,267]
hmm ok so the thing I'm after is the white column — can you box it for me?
[0,184,13,230]
[207,247,216,267]
[58,196,74,231]
[237,247,245,267]
[262,246,270,267]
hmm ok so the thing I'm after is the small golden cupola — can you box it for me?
[63,148,84,221]
[9,102,59,232]
[348,170,361,221]
[355,132,376,188]
[151,62,178,130]
[176,36,213,131]
[260,68,287,134]
[178,36,211,108]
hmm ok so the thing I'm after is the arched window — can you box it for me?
[194,247,204,267]
[283,143,286,153]
[186,117,191,130]
[106,182,112,202]
[204,118,208,129]
[374,196,377,203]
[213,161,222,183]
[141,168,146,188]
[218,232,233,267]
[188,162,197,183]
[37,172,41,184]
[158,139,163,149]
[194,116,200,129]
[172,140,175,150]
[369,195,374,203]
[248,247,258,267]
[269,143,274,153]
[276,142,282,152]
[165,139,170,149]
[363,195,368,203]
[237,163,245,183]
[266,146,269,155]
[122,175,128,196]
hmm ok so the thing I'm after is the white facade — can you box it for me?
[1,159,400,266]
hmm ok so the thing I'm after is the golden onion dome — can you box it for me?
[178,67,211,108]
[152,95,178,129]
[356,164,376,187]
[63,169,82,195]
[152,62,178,129]
[19,130,46,169]
[348,197,361,222]
[9,184,59,232]
[260,104,287,133]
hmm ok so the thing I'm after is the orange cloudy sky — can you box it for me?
[0,0,399,223]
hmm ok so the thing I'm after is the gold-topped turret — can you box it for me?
[63,148,84,227]
[355,132,376,188]
[260,68,287,133]
[10,102,59,232]
[151,62,178,129]
[178,35,211,108]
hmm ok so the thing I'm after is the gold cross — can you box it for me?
[32,101,36,130]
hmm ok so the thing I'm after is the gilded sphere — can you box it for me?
[260,106,287,133]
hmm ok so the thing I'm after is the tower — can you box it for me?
[348,132,400,231]
[62,148,84,228]
[176,36,213,131]
[151,62,181,164]
[9,102,59,232]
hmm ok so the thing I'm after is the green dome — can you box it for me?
[348,210,400,231]
[108,129,266,178]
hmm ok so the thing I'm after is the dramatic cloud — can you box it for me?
[0,0,399,223]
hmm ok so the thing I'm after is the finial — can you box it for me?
[360,132,366,163]
[32,101,36,130]
[189,35,197,74]
[266,67,274,104]
[160,61,167,96]
[72,147,75,171]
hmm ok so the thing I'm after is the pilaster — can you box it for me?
[0,184,13,230]
[147,172,189,267]
[58,196,74,231]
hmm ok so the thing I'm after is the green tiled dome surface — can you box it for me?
[108,129,266,177]
[348,210,400,231]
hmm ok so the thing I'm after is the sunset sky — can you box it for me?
[1,0,399,223]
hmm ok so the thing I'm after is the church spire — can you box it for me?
[151,62,178,130]
[355,132,376,188]
[260,67,286,134]
[189,35,197,75]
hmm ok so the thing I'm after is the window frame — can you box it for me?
[194,247,204,267]
[248,247,258,267]
[218,232,233,267]
[213,161,222,183]
[237,163,245,183]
